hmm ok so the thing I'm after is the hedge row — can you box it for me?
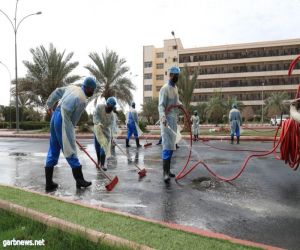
[0,122,49,130]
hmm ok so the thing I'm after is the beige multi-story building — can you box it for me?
[143,38,300,113]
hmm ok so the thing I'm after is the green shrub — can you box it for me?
[1,122,50,130]
[0,122,9,128]
[20,122,49,130]
[138,121,148,133]
[78,124,91,133]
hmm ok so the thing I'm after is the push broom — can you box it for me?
[143,133,152,148]
[113,141,147,178]
[76,140,118,191]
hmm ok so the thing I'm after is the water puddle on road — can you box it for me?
[203,157,231,165]
[9,152,28,157]
[192,176,220,190]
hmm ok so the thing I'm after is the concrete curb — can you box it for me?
[0,185,283,250]
[0,198,153,250]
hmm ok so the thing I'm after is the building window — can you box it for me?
[144,61,152,68]
[144,85,152,91]
[173,57,178,62]
[173,45,177,50]
[165,59,167,63]
[144,73,152,79]
[156,75,164,80]
[156,63,164,69]
[165,71,168,75]
[156,86,162,92]
[156,52,164,58]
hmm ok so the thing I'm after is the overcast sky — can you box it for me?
[1,0,300,112]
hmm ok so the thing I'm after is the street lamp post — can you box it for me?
[0,61,12,128]
[171,31,179,66]
[0,0,41,132]
[261,82,264,124]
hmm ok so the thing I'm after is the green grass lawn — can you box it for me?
[0,209,130,250]
[0,186,260,250]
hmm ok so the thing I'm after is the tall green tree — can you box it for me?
[177,65,199,110]
[205,92,225,124]
[141,97,159,124]
[264,92,289,118]
[85,49,136,106]
[19,43,80,107]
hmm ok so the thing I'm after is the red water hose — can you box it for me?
[167,93,300,181]
[169,104,286,182]
[164,57,300,182]
[273,56,300,170]
[201,140,270,153]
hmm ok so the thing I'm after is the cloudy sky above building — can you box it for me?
[0,0,300,112]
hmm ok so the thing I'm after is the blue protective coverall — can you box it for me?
[229,107,242,137]
[45,85,87,168]
[158,80,182,160]
[126,108,139,139]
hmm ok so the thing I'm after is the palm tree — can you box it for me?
[19,43,80,107]
[141,97,159,124]
[264,92,289,118]
[177,65,199,110]
[205,92,225,124]
[85,49,136,106]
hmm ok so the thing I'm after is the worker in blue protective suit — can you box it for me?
[191,110,200,141]
[126,102,142,148]
[93,97,117,171]
[229,103,242,144]
[158,66,183,183]
[44,77,97,191]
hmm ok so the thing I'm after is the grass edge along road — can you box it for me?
[0,209,131,250]
[0,185,259,250]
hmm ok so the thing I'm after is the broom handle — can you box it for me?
[113,141,142,171]
[76,140,112,181]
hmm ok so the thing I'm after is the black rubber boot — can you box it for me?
[126,139,130,147]
[168,158,175,178]
[163,160,170,183]
[176,144,179,149]
[230,135,234,144]
[72,166,92,189]
[45,167,58,192]
[237,136,240,144]
[136,138,142,148]
[96,151,101,167]
[100,154,107,171]
[156,137,162,145]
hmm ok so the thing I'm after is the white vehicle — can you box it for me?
[270,115,289,126]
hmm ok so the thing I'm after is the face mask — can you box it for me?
[172,74,179,84]
[85,91,93,97]
[83,86,94,97]
[105,106,113,113]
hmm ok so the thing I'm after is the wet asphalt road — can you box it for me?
[0,137,299,249]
